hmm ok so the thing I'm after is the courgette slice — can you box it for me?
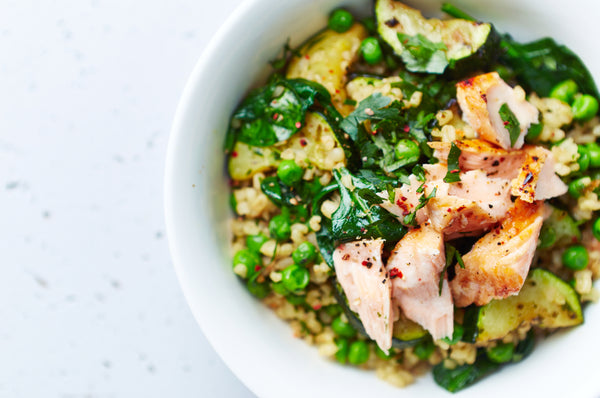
[473,268,583,342]
[287,24,367,114]
[228,112,345,180]
[332,279,428,348]
[375,0,492,73]
[538,205,580,249]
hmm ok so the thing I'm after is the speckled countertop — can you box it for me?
[0,1,254,396]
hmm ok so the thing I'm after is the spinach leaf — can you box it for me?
[499,37,600,100]
[512,329,535,362]
[397,33,449,74]
[439,243,465,295]
[443,142,462,183]
[339,93,398,141]
[228,78,333,148]
[499,103,521,147]
[433,350,500,392]
[330,168,407,243]
[404,186,436,227]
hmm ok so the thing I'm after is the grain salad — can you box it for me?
[224,1,600,392]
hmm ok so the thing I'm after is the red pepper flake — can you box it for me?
[360,227,366,233]
[300,139,308,147]
[371,129,378,135]
[272,113,279,120]
[335,89,340,94]
[304,54,310,60]
[403,125,410,133]
[389,268,402,279]
[361,260,373,269]
[503,120,509,126]
[254,265,262,272]
[329,69,334,74]
[231,151,238,158]
[312,304,322,310]
[295,122,302,129]
[450,169,459,173]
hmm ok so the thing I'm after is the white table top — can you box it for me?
[0,0,255,396]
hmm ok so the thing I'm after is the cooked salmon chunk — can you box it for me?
[511,146,568,202]
[386,224,453,340]
[456,72,539,149]
[450,199,544,307]
[332,239,393,352]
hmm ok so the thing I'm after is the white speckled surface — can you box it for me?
[0,0,254,396]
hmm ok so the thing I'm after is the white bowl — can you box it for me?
[165,0,600,396]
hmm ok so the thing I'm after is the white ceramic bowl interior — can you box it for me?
[165,0,600,397]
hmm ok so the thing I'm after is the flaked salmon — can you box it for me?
[511,146,568,202]
[450,199,544,307]
[386,224,453,340]
[456,72,539,150]
[332,239,393,352]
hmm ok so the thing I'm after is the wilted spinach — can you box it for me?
[397,33,449,74]
[433,350,500,392]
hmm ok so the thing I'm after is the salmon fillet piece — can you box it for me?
[386,224,453,340]
[456,72,539,149]
[511,146,568,202]
[450,199,544,307]
[333,239,393,352]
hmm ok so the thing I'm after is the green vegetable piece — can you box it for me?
[324,304,343,318]
[443,142,461,183]
[233,249,262,278]
[440,3,475,21]
[348,341,370,365]
[328,9,354,33]
[593,218,600,241]
[335,338,349,363]
[394,139,420,166]
[397,33,448,74]
[525,122,543,141]
[586,142,600,168]
[247,278,270,299]
[292,241,317,266]
[332,315,358,338]
[499,103,521,147]
[281,265,310,292]
[360,37,383,65]
[562,245,589,270]
[577,145,591,172]
[277,159,303,186]
[538,225,557,249]
[442,323,464,345]
[486,342,515,363]
[286,293,306,305]
[550,79,578,104]
[414,338,435,360]
[512,330,535,362]
[361,17,376,35]
[433,352,499,393]
[541,206,581,248]
[572,94,599,121]
[375,345,393,360]
[271,281,289,296]
[246,234,268,253]
[568,177,588,198]
[269,214,291,241]
[229,193,238,214]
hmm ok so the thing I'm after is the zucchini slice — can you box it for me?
[228,112,345,180]
[375,0,491,72]
[474,268,583,342]
[286,24,367,114]
[538,205,580,249]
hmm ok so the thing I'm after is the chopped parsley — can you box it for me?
[443,142,462,183]
[403,186,437,226]
[499,103,521,147]
[439,244,465,295]
[397,33,449,74]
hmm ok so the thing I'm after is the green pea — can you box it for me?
[271,281,289,296]
[281,264,310,292]
[394,138,420,166]
[414,339,435,360]
[538,225,557,249]
[348,341,370,365]
[324,305,342,318]
[360,37,383,65]
[246,234,268,253]
[549,79,578,104]
[375,345,393,360]
[247,278,270,299]
[335,338,349,364]
[328,8,354,33]
[486,342,515,363]
[441,323,464,345]
[292,241,317,266]
[593,218,600,241]
[361,17,376,34]
[331,315,357,338]
[577,145,591,172]
[269,214,291,241]
[232,249,261,278]
[572,94,599,121]
[568,177,589,199]
[562,245,589,270]
[586,142,600,168]
[277,160,303,186]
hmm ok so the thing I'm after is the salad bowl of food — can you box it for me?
[165,0,600,396]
